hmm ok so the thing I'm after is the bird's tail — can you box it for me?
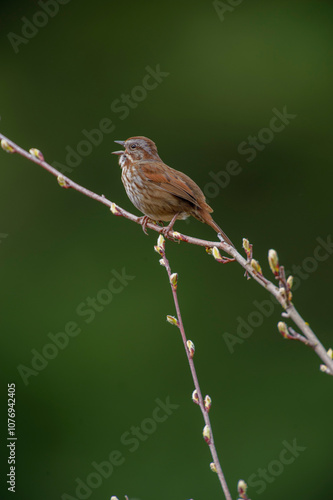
[207,218,235,248]
[193,208,235,248]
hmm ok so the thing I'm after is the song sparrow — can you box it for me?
[112,136,234,247]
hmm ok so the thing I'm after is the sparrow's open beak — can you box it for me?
[112,140,125,155]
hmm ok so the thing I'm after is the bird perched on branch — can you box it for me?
[112,136,234,247]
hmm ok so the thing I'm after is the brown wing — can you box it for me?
[139,162,202,209]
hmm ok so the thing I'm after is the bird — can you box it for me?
[112,136,234,247]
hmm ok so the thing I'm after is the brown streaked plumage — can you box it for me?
[112,136,234,247]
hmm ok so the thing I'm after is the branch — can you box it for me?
[155,235,232,499]
[1,132,332,375]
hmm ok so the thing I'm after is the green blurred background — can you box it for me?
[0,1,332,499]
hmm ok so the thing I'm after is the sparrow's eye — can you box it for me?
[130,144,137,150]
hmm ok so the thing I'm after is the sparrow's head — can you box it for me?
[112,136,161,164]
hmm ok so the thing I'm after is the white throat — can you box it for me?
[119,154,127,169]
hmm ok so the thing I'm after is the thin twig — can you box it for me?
[288,327,316,347]
[156,237,232,500]
[1,132,332,375]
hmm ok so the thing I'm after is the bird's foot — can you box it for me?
[160,213,179,240]
[138,216,153,235]
[161,223,175,239]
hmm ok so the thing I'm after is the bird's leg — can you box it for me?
[137,215,152,235]
[137,216,165,235]
[161,213,179,238]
